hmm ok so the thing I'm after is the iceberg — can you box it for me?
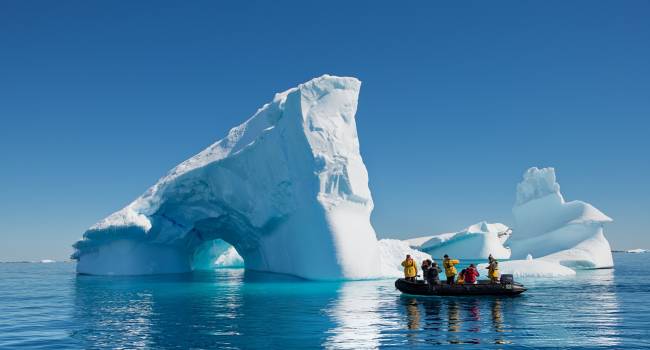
[508,167,614,269]
[406,221,512,260]
[72,75,398,280]
[477,254,576,278]
[214,246,244,268]
[626,249,647,254]
[399,167,614,277]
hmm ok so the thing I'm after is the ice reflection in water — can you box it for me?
[23,255,641,349]
[323,281,383,349]
[395,295,513,346]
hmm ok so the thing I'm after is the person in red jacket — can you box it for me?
[464,264,480,284]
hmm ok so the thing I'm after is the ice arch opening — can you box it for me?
[191,239,243,270]
[72,75,385,280]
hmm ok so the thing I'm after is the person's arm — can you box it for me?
[452,259,460,265]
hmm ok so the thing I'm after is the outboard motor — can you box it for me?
[500,274,514,284]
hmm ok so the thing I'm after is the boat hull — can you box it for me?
[395,278,526,297]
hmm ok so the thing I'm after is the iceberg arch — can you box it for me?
[73,75,387,280]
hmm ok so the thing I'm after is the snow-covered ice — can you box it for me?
[626,249,647,254]
[508,167,614,269]
[72,75,417,280]
[377,239,432,277]
[406,221,511,260]
[477,254,576,278]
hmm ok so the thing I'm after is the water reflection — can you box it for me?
[323,281,387,349]
[68,267,624,349]
[563,268,621,347]
[396,296,511,345]
[406,299,420,331]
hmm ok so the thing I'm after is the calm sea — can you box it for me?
[1,253,649,349]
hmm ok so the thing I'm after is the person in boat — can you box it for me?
[486,256,500,283]
[420,259,430,277]
[443,254,460,284]
[424,259,441,288]
[464,264,480,284]
[401,254,418,282]
[457,268,466,284]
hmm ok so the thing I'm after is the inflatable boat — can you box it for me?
[395,275,526,297]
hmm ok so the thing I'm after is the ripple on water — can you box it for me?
[1,254,649,349]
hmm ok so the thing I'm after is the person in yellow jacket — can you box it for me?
[401,254,418,281]
[443,254,460,284]
[487,255,500,283]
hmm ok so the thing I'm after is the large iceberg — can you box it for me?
[508,167,613,269]
[405,221,512,260]
[72,75,412,280]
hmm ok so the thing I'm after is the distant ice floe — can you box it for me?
[625,249,647,254]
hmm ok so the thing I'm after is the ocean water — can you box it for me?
[1,254,649,349]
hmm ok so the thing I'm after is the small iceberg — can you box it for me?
[477,255,576,278]
[214,247,245,268]
[405,221,511,260]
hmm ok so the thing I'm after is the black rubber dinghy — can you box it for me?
[395,276,526,297]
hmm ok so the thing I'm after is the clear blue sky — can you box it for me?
[1,1,648,260]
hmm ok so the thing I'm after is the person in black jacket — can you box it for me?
[420,259,430,279]
[424,259,441,289]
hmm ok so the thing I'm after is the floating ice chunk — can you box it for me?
[626,249,647,254]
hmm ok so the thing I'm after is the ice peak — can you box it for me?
[515,167,561,206]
